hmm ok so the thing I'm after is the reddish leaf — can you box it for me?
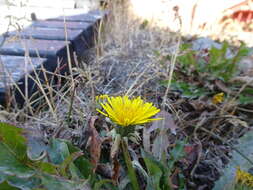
[88,116,102,172]
[112,159,120,185]
[182,144,201,169]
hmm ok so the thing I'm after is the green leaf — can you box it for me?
[168,81,208,98]
[27,136,47,161]
[0,172,7,183]
[40,174,89,190]
[59,151,83,178]
[232,43,250,64]
[0,123,94,190]
[178,173,186,190]
[214,130,253,190]
[142,150,163,190]
[47,139,70,165]
[180,43,192,51]
[0,123,27,160]
[168,140,186,170]
[37,162,58,175]
[66,141,93,179]
[47,139,93,179]
[195,42,249,82]
[242,87,253,95]
[93,179,114,190]
[238,95,253,105]
[0,171,40,190]
[0,143,35,178]
[0,181,19,190]
[7,175,41,190]
[178,51,196,67]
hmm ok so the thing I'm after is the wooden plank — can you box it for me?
[32,20,92,30]
[0,38,71,58]
[0,55,50,106]
[0,5,89,24]
[7,26,93,54]
[0,38,72,90]
[0,56,45,88]
[0,7,104,35]
[0,9,106,106]
[48,13,99,23]
[88,9,109,20]
[8,27,83,41]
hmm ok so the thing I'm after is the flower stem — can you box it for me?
[121,139,140,190]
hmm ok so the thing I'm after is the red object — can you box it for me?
[225,0,253,22]
[232,10,253,22]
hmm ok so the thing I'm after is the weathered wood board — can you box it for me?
[0,9,107,106]
[0,38,71,58]
[0,56,48,106]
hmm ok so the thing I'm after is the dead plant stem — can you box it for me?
[162,35,181,109]
[67,84,76,125]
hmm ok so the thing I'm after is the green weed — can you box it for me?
[140,140,187,190]
[0,122,188,190]
[160,41,253,105]
[0,122,95,190]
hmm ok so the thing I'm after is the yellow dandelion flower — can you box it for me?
[96,95,161,127]
[235,167,253,187]
[96,94,109,101]
[212,92,224,104]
